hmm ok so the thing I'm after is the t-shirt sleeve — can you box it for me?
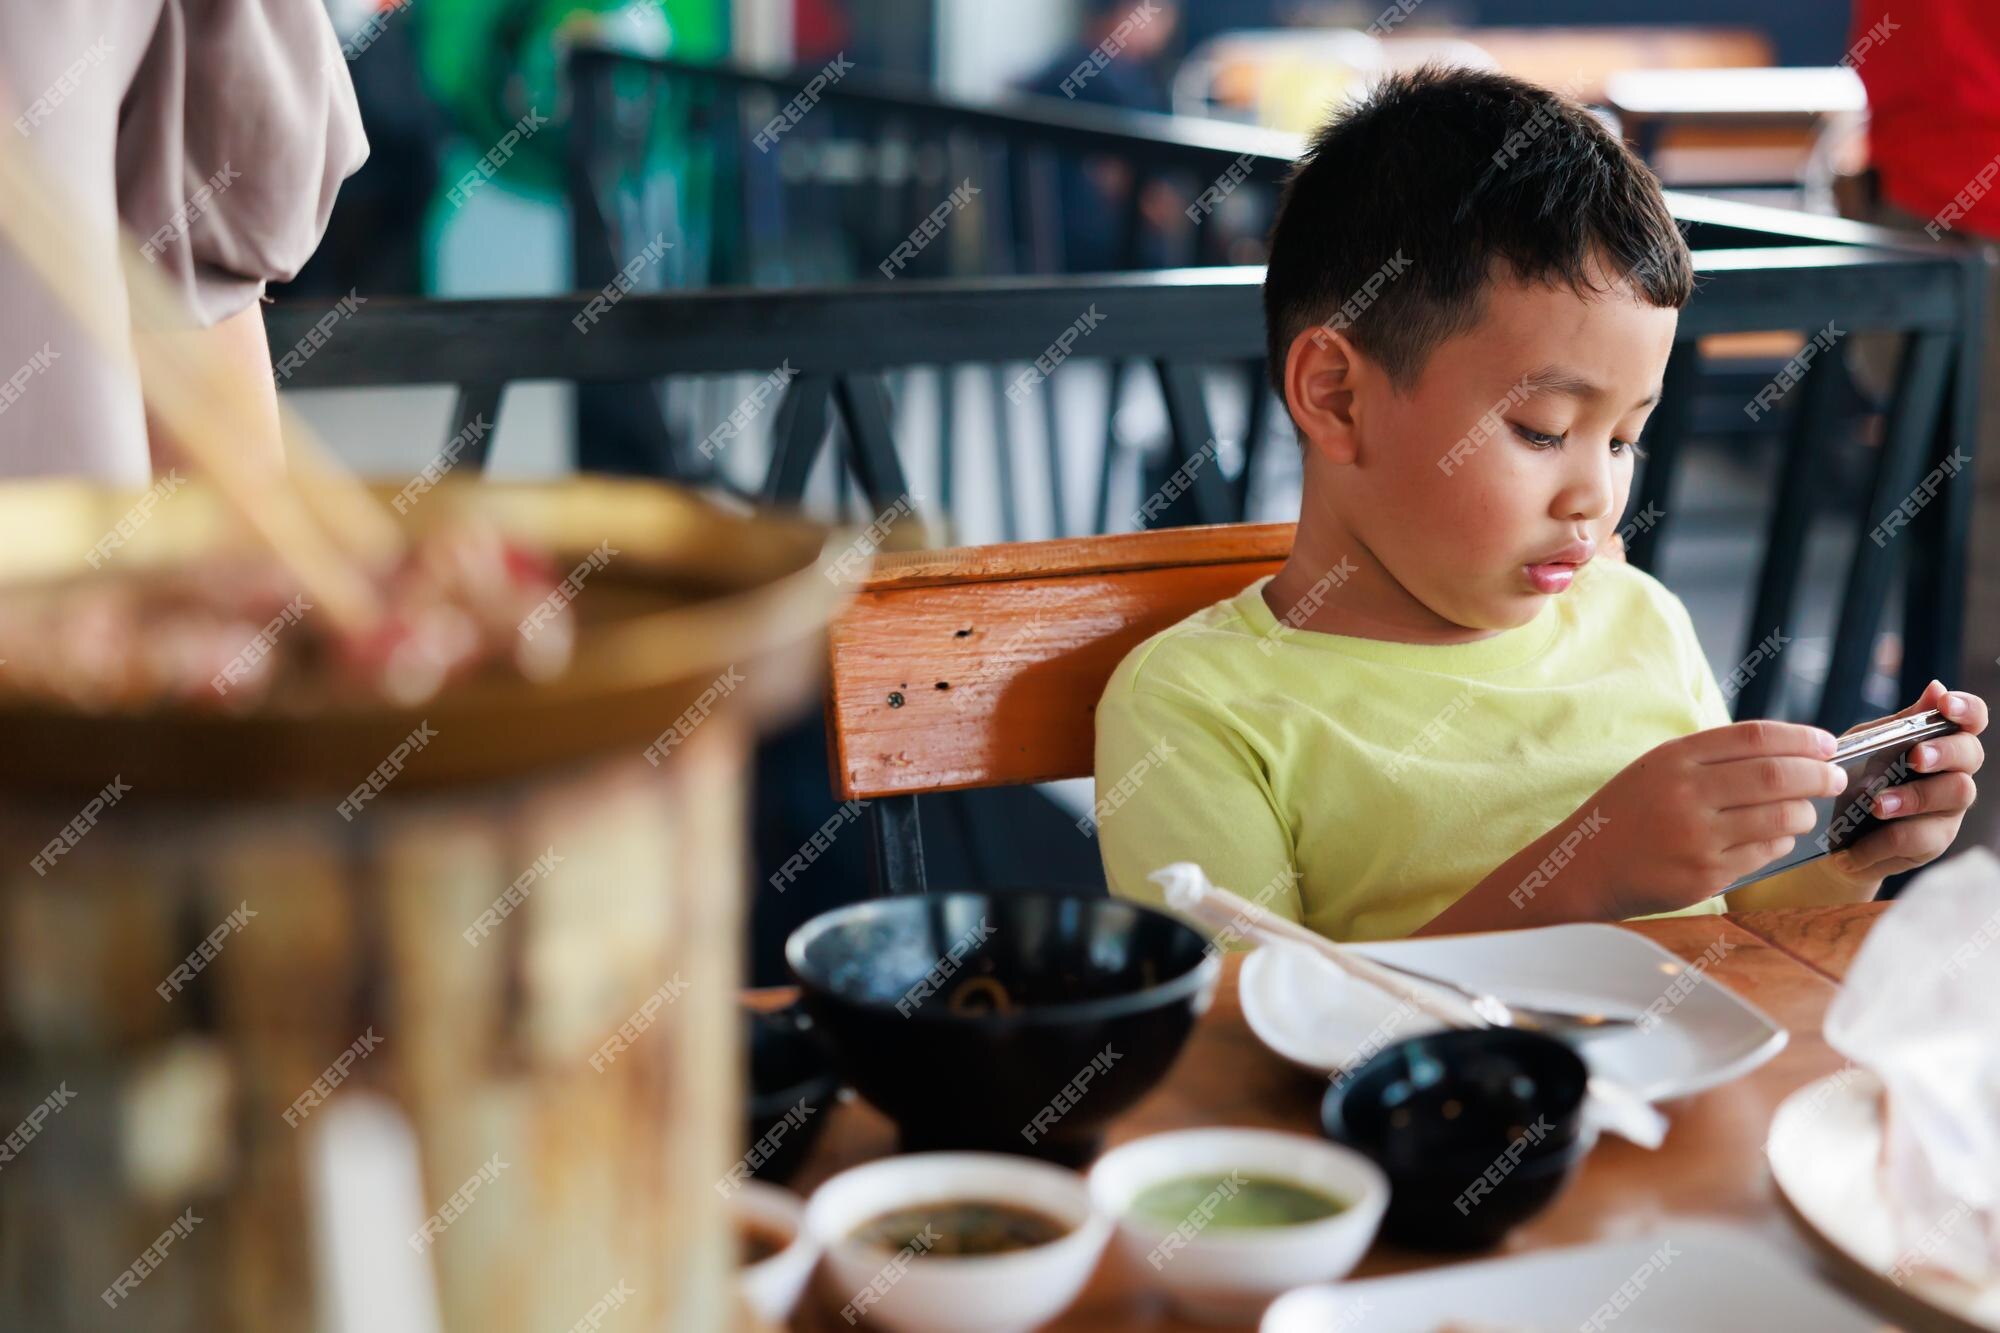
[117,0,370,326]
[1092,668,1304,925]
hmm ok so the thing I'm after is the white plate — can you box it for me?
[1768,1068,2000,1330]
[1261,1224,1884,1332]
[1239,923,1787,1101]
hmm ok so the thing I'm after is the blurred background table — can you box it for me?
[1605,65,1867,188]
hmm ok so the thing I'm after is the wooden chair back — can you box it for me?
[825,521,1294,894]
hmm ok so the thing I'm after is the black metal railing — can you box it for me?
[560,44,1942,285]
[270,224,1985,735]
[554,47,1973,548]
[564,43,1300,287]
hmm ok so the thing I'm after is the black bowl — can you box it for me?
[742,1006,841,1186]
[786,892,1219,1163]
[1321,1027,1591,1251]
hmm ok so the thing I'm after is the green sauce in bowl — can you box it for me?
[1127,1173,1346,1229]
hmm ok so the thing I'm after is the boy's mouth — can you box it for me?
[1523,539,1594,594]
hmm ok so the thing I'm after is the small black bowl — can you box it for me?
[786,891,1219,1164]
[1321,1027,1591,1251]
[742,1006,841,1186]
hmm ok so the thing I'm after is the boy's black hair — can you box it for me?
[1264,65,1693,395]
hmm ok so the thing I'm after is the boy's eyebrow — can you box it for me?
[1520,365,1661,409]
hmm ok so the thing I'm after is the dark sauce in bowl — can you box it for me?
[740,1216,794,1267]
[850,1199,1073,1256]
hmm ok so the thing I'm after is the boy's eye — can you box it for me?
[1514,423,1648,458]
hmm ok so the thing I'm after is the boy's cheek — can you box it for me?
[1408,460,1533,563]
[1366,475,1485,567]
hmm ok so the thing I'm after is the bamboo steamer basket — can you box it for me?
[0,477,851,1332]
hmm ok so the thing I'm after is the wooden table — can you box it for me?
[785,903,1888,1331]
[1603,66,1864,188]
[1732,905,1877,983]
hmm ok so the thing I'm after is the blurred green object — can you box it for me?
[416,0,728,197]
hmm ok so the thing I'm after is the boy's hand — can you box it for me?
[1822,680,1985,890]
[1577,720,1848,918]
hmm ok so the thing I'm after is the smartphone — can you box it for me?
[1720,710,1961,895]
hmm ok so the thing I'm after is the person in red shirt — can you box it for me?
[1851,1,2000,239]
[1847,0,2000,853]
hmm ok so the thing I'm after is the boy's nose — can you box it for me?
[1556,451,1616,522]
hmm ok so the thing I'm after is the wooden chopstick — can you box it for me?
[1153,865,1487,1027]
[0,124,397,632]
[280,424,405,574]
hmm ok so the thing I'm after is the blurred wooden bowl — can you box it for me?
[0,476,850,796]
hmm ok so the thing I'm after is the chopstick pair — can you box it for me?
[1152,864,1670,1150]
[0,120,403,635]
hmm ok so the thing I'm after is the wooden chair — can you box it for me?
[825,521,1294,895]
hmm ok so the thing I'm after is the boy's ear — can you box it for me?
[1283,324,1364,465]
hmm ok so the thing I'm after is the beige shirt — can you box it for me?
[0,0,369,483]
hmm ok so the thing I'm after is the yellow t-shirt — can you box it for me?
[1091,558,1729,941]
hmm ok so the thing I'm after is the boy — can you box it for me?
[1094,67,1986,941]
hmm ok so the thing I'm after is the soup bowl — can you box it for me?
[804,1151,1111,1333]
[1088,1127,1388,1322]
[1321,1027,1592,1251]
[787,892,1219,1162]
